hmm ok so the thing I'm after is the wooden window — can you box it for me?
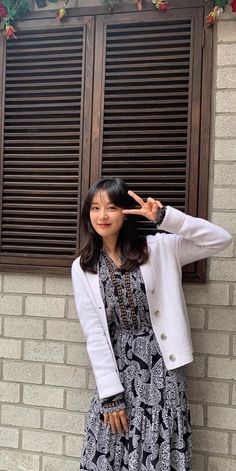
[0,1,213,281]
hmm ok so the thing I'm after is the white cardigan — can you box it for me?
[71,206,232,399]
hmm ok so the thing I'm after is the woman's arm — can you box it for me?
[158,205,232,267]
[123,191,232,267]
[71,260,124,399]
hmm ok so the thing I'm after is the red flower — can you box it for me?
[159,2,168,10]
[152,0,169,11]
[230,0,236,12]
[206,6,223,26]
[3,25,17,39]
[0,2,7,18]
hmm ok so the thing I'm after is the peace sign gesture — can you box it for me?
[122,190,163,223]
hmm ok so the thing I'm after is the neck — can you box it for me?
[102,236,122,266]
[102,237,118,257]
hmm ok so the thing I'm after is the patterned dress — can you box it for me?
[80,253,192,471]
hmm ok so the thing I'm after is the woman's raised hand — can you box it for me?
[123,190,163,222]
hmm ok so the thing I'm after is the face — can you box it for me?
[90,191,126,242]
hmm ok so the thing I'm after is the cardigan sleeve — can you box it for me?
[158,206,232,267]
[71,259,124,399]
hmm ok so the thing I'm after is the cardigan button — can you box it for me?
[160,333,167,340]
[169,354,176,361]
[150,288,155,294]
[154,310,159,315]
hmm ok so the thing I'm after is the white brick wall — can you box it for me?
[0,3,235,471]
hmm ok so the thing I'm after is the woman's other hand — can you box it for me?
[103,408,129,434]
[123,190,163,223]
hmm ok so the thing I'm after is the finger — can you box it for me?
[119,409,129,433]
[109,414,116,434]
[127,190,144,206]
[103,412,109,427]
[122,209,143,215]
[147,197,163,209]
[113,413,122,434]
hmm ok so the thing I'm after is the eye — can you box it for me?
[91,205,99,211]
[108,205,117,211]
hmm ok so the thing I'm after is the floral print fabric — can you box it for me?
[79,255,192,470]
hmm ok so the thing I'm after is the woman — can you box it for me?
[72,177,231,471]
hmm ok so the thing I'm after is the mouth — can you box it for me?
[98,223,111,228]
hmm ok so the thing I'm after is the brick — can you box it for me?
[4,317,44,339]
[218,21,236,42]
[232,434,236,455]
[22,430,63,454]
[3,360,42,384]
[217,43,236,66]
[184,283,229,305]
[233,383,236,405]
[214,139,236,161]
[45,276,73,295]
[1,404,40,428]
[216,91,236,113]
[3,274,43,294]
[188,308,205,329]
[208,405,236,430]
[208,457,236,471]
[67,298,77,319]
[0,450,39,471]
[42,456,80,471]
[88,370,96,389]
[66,435,84,458]
[67,344,90,366]
[0,339,21,359]
[44,410,84,434]
[211,212,236,234]
[0,295,23,315]
[209,260,236,282]
[192,429,228,453]
[25,296,65,318]
[208,308,236,331]
[190,404,204,426]
[233,286,236,305]
[233,335,236,355]
[46,320,85,342]
[208,357,236,380]
[0,427,19,448]
[185,356,205,378]
[66,389,93,412]
[192,331,229,355]
[215,115,236,138]
[45,364,86,388]
[24,340,64,363]
[192,454,205,471]
[0,382,20,403]
[188,379,230,404]
[217,68,236,90]
[23,384,64,408]
[214,163,236,185]
[213,187,236,209]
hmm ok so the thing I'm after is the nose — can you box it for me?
[99,208,108,220]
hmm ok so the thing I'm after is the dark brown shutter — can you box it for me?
[91,6,212,282]
[0,18,94,273]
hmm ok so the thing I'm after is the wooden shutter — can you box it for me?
[0,17,94,274]
[91,6,212,282]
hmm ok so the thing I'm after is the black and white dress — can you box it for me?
[79,253,192,471]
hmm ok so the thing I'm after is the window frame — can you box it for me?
[0,0,213,281]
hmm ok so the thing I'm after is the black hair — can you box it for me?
[78,177,149,273]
